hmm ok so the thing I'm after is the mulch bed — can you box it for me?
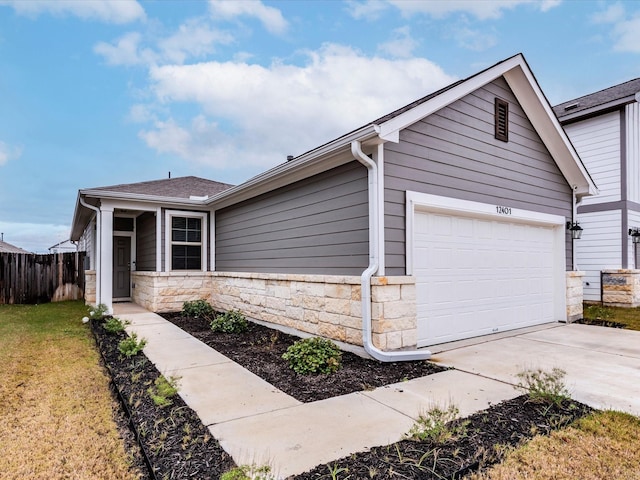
[161,312,446,403]
[91,319,236,479]
[93,313,595,480]
[574,318,627,328]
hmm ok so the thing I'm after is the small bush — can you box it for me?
[282,337,342,375]
[405,402,468,444]
[103,317,129,334]
[88,303,109,320]
[584,304,613,321]
[148,375,180,408]
[118,333,147,358]
[516,367,570,407]
[210,310,248,334]
[182,299,214,318]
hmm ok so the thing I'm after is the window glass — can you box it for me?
[170,216,202,270]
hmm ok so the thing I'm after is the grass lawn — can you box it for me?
[0,301,141,480]
[583,303,640,330]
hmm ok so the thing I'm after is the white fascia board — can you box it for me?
[502,66,598,200]
[377,55,526,141]
[99,198,210,213]
[81,189,209,207]
[206,125,379,210]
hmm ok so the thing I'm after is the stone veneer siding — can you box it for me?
[565,271,584,322]
[131,271,417,351]
[85,270,96,304]
[602,269,640,307]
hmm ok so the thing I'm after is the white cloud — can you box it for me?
[0,141,22,166]
[0,0,145,24]
[592,3,640,53]
[450,25,498,51]
[378,26,418,58]
[94,32,153,66]
[349,0,561,21]
[158,19,234,64]
[140,44,456,170]
[0,221,70,254]
[208,0,288,35]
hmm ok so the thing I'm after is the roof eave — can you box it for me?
[557,95,636,124]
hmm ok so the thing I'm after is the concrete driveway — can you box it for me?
[431,323,640,416]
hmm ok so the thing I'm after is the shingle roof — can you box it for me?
[0,240,31,254]
[87,176,234,199]
[553,78,640,121]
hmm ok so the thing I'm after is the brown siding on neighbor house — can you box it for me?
[215,161,369,274]
[384,77,574,275]
[136,212,156,271]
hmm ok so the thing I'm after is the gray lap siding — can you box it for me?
[135,212,156,271]
[384,77,573,275]
[215,161,369,274]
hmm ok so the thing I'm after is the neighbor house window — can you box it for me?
[494,98,509,142]
[171,216,202,270]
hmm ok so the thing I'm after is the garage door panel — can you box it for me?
[415,210,557,347]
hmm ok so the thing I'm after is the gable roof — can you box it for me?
[205,53,597,209]
[0,240,31,254]
[71,176,234,240]
[553,78,640,123]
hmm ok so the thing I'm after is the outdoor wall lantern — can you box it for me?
[566,221,583,240]
[629,227,640,244]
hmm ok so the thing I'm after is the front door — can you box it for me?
[113,236,131,298]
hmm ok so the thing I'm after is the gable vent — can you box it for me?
[494,98,509,142]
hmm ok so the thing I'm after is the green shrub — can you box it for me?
[210,309,248,334]
[515,367,570,407]
[182,299,214,318]
[103,317,128,334]
[118,333,147,358]
[148,375,180,408]
[282,337,342,375]
[405,402,468,444]
[88,303,109,320]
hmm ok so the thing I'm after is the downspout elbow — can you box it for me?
[351,140,431,362]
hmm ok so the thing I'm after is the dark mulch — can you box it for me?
[91,319,236,479]
[295,396,593,479]
[93,313,594,480]
[575,318,627,328]
[161,312,447,403]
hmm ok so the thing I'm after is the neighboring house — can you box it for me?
[0,239,31,254]
[554,78,640,305]
[49,239,77,253]
[71,54,596,358]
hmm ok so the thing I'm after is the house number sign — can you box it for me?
[495,206,512,215]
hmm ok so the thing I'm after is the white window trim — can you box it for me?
[405,191,567,321]
[164,210,208,272]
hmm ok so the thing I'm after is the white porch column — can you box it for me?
[100,206,114,314]
[156,207,162,272]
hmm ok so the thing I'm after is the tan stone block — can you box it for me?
[370,302,383,320]
[371,285,400,302]
[372,333,386,350]
[317,322,346,342]
[350,300,363,318]
[324,283,352,299]
[302,296,325,311]
[285,305,304,321]
[351,286,361,301]
[319,311,342,326]
[303,309,319,324]
[266,296,286,312]
[339,314,363,330]
[345,327,364,346]
[401,329,418,349]
[375,316,416,333]
[293,281,325,297]
[386,331,403,350]
[400,285,416,301]
[324,298,351,315]
[382,301,416,320]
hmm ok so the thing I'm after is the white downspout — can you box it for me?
[572,189,578,271]
[79,196,101,306]
[351,140,431,362]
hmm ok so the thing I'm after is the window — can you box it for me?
[171,216,202,270]
[494,98,509,142]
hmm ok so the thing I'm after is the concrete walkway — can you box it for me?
[113,303,518,478]
[114,303,640,477]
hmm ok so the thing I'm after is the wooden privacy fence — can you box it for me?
[0,252,86,304]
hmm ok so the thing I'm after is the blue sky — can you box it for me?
[1,0,640,252]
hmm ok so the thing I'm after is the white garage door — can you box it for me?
[415,209,557,347]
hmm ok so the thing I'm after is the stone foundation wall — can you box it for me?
[84,270,96,304]
[565,271,584,322]
[602,269,640,307]
[132,271,418,351]
[131,271,213,312]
